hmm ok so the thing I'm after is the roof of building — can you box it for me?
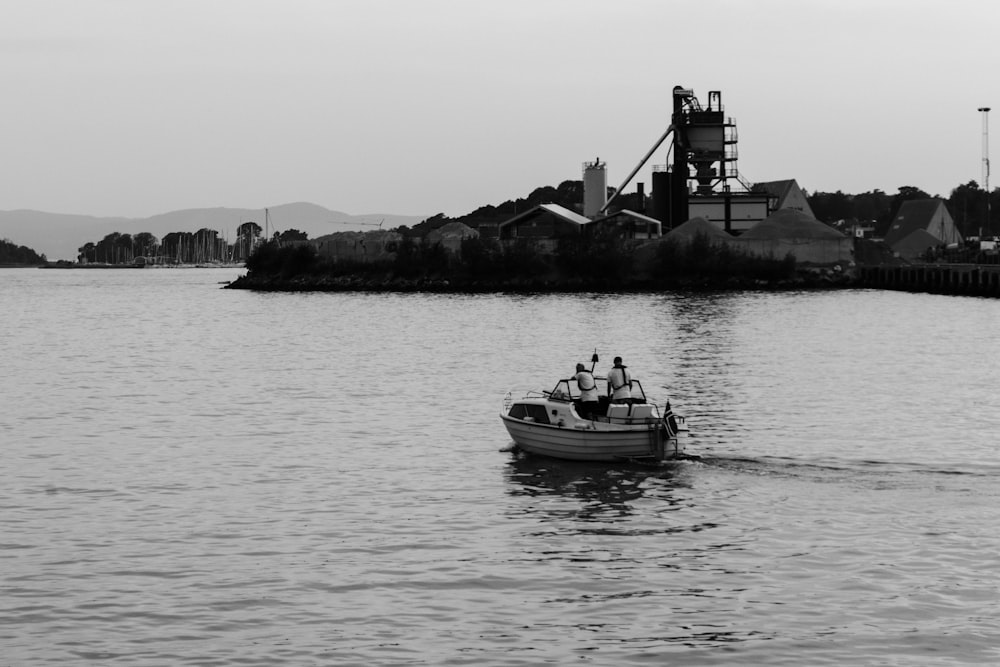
[883,199,948,247]
[753,179,798,202]
[752,179,816,217]
[594,209,662,225]
[499,203,592,229]
[427,221,478,241]
[891,228,941,256]
[741,208,845,240]
[664,216,733,243]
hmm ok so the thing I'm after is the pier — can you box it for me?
[858,263,1000,297]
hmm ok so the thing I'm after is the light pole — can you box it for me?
[979,107,991,238]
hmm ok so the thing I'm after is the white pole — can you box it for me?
[979,107,991,237]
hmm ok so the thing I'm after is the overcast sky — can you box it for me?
[3,0,998,219]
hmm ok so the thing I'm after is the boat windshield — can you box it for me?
[549,377,648,402]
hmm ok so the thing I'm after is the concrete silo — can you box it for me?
[582,159,607,219]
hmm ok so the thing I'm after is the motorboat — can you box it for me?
[500,373,687,462]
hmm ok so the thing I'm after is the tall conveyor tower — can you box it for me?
[606,86,769,233]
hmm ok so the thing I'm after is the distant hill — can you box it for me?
[0,203,427,261]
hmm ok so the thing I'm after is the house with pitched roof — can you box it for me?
[883,199,963,252]
[753,179,816,219]
[498,203,591,253]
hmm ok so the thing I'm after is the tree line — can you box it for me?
[807,181,999,238]
[0,238,46,265]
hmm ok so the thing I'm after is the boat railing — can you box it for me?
[547,377,652,403]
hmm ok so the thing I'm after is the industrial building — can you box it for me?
[501,86,835,243]
[606,86,824,235]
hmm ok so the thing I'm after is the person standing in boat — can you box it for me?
[608,356,632,404]
[574,363,599,419]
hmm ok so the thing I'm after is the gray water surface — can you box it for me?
[3,268,999,665]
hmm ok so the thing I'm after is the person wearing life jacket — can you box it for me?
[574,362,599,419]
[607,356,632,404]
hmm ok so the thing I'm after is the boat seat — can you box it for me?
[630,404,654,419]
[606,404,630,420]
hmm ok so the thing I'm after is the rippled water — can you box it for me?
[3,268,1000,665]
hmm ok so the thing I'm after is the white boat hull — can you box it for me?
[500,413,684,462]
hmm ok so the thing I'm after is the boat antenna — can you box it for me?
[590,349,599,372]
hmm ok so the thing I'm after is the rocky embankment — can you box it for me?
[225,266,856,293]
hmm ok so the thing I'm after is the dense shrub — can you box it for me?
[556,229,631,282]
[502,239,549,278]
[245,242,318,277]
[458,237,505,280]
[392,238,451,278]
[242,230,801,289]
